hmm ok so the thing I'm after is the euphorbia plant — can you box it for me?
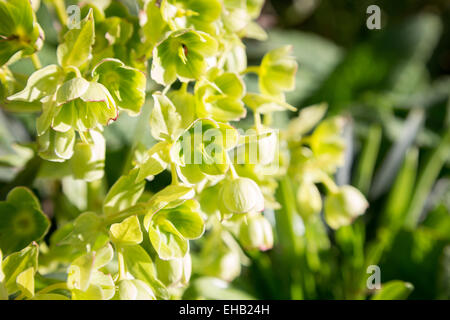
[0,0,367,300]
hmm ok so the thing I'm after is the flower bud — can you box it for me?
[116,279,156,300]
[220,177,264,214]
[324,185,368,229]
[204,249,241,282]
[155,254,191,287]
[296,181,322,219]
[239,214,273,251]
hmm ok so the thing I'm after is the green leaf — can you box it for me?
[8,65,64,102]
[16,266,34,298]
[103,168,145,216]
[122,245,168,299]
[136,142,169,182]
[59,212,108,252]
[92,58,146,116]
[371,281,414,300]
[0,187,50,255]
[2,243,38,294]
[150,92,183,141]
[110,215,143,246]
[57,9,95,68]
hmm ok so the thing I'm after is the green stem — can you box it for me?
[117,248,127,281]
[36,282,68,295]
[30,54,42,70]
[14,292,26,300]
[320,172,339,194]
[171,164,179,185]
[241,66,260,75]
[51,0,68,26]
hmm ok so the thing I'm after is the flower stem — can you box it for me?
[36,282,68,295]
[30,54,42,70]
[241,66,260,75]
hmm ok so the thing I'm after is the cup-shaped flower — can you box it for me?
[259,45,297,99]
[151,29,218,86]
[324,185,369,229]
[219,177,264,214]
[52,77,118,133]
[238,213,273,251]
[195,67,246,122]
[92,58,146,116]
[170,119,238,184]
[161,0,222,35]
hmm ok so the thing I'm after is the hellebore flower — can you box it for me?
[324,185,369,229]
[151,29,218,86]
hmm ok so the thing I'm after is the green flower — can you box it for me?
[52,77,118,133]
[296,181,322,220]
[238,213,273,251]
[155,254,191,287]
[310,117,346,173]
[161,0,222,35]
[219,177,264,214]
[0,187,50,255]
[324,185,369,229]
[92,58,146,116]
[259,45,297,99]
[195,67,246,122]
[151,29,218,85]
[170,118,238,184]
[37,127,75,162]
[0,0,43,66]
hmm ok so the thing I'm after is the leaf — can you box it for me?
[154,200,205,240]
[8,65,64,102]
[103,168,145,216]
[136,142,168,182]
[110,215,143,246]
[0,187,50,255]
[57,9,95,68]
[122,245,168,299]
[16,266,34,298]
[59,212,108,252]
[150,92,183,141]
[2,243,38,294]
[371,281,414,300]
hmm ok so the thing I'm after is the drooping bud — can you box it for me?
[324,185,369,229]
[238,213,273,251]
[220,177,264,214]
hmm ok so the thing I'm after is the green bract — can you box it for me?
[151,29,218,85]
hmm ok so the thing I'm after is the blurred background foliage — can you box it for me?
[0,0,449,300]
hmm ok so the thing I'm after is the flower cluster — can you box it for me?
[0,0,368,300]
